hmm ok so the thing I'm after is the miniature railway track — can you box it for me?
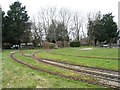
[22,51,120,89]
[30,50,119,72]
[22,51,119,81]
[33,58,119,82]
[37,50,119,72]
[10,51,120,89]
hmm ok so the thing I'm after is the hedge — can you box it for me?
[70,41,80,47]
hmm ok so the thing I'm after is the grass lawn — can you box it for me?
[21,49,39,54]
[50,47,118,58]
[2,50,103,88]
[38,47,119,71]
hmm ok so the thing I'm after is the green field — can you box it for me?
[50,47,118,58]
[2,50,102,88]
[38,47,118,71]
[2,47,118,88]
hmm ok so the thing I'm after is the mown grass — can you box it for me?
[21,49,39,55]
[50,47,118,58]
[2,50,103,88]
[37,47,118,71]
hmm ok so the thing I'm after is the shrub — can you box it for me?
[70,41,80,47]
[56,41,63,48]
[43,41,50,49]
[54,44,58,49]
[49,43,55,49]
[43,41,58,49]
[2,45,12,49]
[64,41,69,47]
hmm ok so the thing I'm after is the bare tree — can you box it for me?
[59,8,71,28]
[86,11,102,45]
[58,8,72,42]
[31,17,38,46]
[31,16,44,47]
[38,8,49,36]
[37,19,44,46]
[70,12,82,41]
[48,6,57,20]
[38,7,57,37]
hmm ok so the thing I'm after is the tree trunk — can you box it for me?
[99,41,102,47]
[109,39,112,48]
[94,39,97,46]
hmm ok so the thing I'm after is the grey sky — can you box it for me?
[0,0,119,23]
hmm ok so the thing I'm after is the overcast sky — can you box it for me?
[0,0,119,23]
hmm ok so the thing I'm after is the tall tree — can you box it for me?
[46,20,57,43]
[87,12,117,47]
[46,20,69,43]
[2,11,6,44]
[3,1,30,45]
[20,22,32,46]
[87,13,96,45]
[102,13,117,47]
[87,11,105,46]
[56,22,69,42]
[0,8,2,48]
[2,11,12,48]
[92,11,106,46]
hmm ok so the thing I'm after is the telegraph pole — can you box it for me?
[0,5,1,50]
[118,1,120,46]
[0,5,2,90]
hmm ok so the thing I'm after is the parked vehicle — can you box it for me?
[11,45,19,49]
